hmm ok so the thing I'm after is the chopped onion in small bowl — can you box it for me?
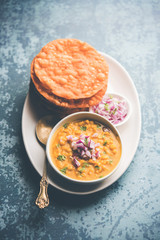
[89,93,132,127]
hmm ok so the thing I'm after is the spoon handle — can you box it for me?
[35,157,49,209]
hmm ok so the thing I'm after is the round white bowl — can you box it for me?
[89,93,132,127]
[46,112,123,184]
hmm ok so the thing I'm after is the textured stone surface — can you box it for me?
[0,0,160,239]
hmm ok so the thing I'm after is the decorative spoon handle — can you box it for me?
[35,158,49,208]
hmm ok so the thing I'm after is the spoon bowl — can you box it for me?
[36,115,56,145]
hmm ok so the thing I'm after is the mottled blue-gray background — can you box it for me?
[0,0,160,239]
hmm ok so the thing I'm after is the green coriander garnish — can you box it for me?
[104,103,109,111]
[109,159,113,164]
[99,175,103,178]
[95,166,100,170]
[103,141,107,146]
[113,108,117,115]
[63,123,69,128]
[96,124,101,128]
[56,143,60,148]
[79,162,89,173]
[79,167,85,174]
[60,167,68,174]
[57,155,66,161]
[83,162,90,167]
[84,137,88,146]
[80,126,87,131]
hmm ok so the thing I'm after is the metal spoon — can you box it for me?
[35,115,56,209]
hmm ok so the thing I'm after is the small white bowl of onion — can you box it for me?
[89,93,132,127]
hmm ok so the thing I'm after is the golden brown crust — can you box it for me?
[31,58,108,109]
[33,39,108,99]
[30,39,109,110]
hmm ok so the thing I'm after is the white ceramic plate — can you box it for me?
[22,52,141,195]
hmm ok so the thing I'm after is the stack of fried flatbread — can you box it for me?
[30,39,109,110]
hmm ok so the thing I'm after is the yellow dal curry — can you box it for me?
[49,120,122,181]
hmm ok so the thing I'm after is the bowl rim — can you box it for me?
[89,92,132,127]
[46,111,123,184]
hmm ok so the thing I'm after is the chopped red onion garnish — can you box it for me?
[73,156,80,168]
[67,134,100,163]
[67,135,73,141]
[92,133,98,138]
[91,94,128,125]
